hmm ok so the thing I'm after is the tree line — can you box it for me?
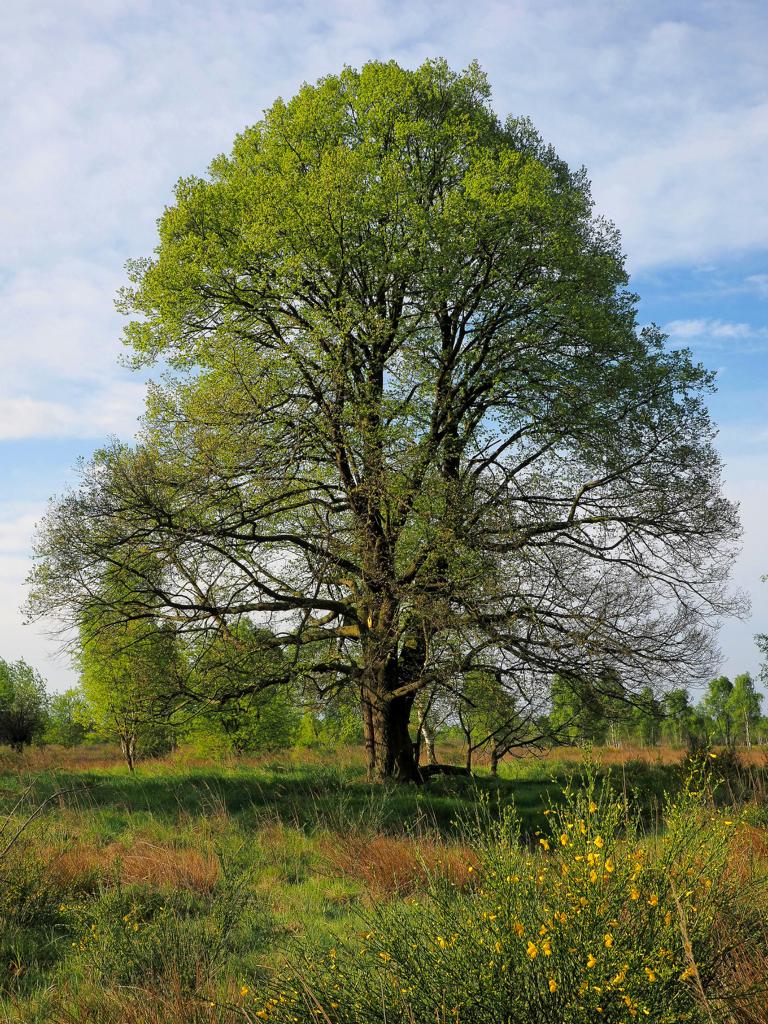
[2,635,765,772]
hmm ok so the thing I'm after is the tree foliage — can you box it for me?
[0,658,49,752]
[44,687,91,747]
[79,617,182,770]
[27,59,742,780]
[183,620,297,754]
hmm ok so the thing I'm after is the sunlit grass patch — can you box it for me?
[325,832,479,898]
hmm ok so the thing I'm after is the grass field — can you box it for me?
[1,745,767,1023]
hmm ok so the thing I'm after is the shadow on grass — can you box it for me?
[0,762,572,837]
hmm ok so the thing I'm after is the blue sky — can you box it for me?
[2,0,767,693]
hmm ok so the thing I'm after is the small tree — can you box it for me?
[727,672,763,748]
[44,687,91,747]
[0,658,49,752]
[548,675,610,745]
[79,619,182,770]
[702,675,735,747]
[412,684,454,767]
[457,672,541,773]
[660,687,703,748]
[626,686,663,747]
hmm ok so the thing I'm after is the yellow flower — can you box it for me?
[648,894,659,907]
[594,836,604,849]
[630,887,640,901]
[604,857,614,874]
[645,967,657,983]
[240,986,250,997]
[514,921,525,936]
[549,978,557,993]
[540,838,550,851]
[589,870,598,884]
[587,954,597,969]
[679,965,696,981]
[542,939,552,956]
[527,941,538,959]
[589,801,598,813]
[604,933,614,948]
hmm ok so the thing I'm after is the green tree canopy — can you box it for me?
[79,616,183,770]
[727,672,762,747]
[0,658,49,752]
[44,687,91,747]
[701,675,735,747]
[183,619,297,754]
[28,59,741,781]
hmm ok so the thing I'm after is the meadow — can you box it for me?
[1,744,767,1023]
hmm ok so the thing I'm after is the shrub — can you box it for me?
[69,866,264,991]
[255,774,768,1023]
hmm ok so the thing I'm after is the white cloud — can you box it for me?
[663,318,768,350]
[0,381,145,441]
[746,274,768,297]
[0,508,75,691]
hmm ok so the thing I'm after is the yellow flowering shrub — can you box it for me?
[258,773,768,1023]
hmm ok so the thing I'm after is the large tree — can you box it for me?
[27,59,741,781]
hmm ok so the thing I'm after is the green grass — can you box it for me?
[0,747,766,1023]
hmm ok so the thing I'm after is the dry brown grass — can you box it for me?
[47,977,244,1024]
[727,823,768,882]
[45,840,221,893]
[0,744,126,773]
[480,743,768,770]
[324,831,479,897]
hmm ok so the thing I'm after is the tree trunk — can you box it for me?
[361,685,376,780]
[457,711,472,772]
[371,693,418,782]
[490,747,499,775]
[414,703,438,766]
[121,734,136,772]
[422,721,437,766]
[361,603,423,782]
